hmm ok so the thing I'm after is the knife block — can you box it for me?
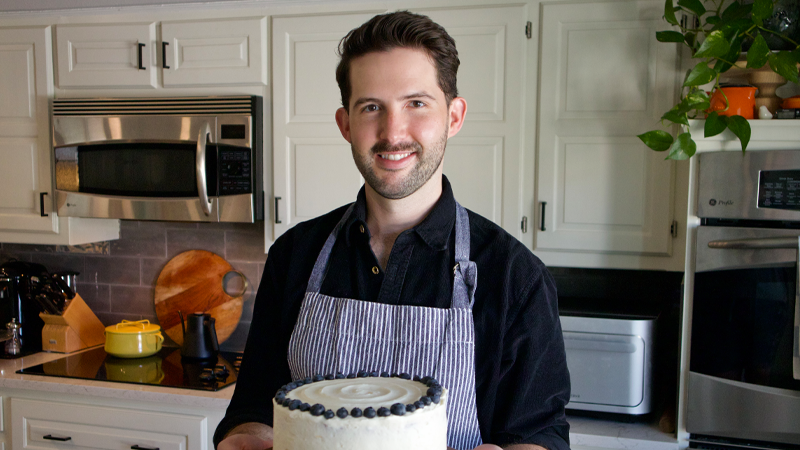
[39,294,105,353]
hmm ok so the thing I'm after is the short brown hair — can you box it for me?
[336,11,460,111]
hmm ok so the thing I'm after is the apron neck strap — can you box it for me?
[306,203,355,293]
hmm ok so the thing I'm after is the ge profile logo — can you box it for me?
[709,199,717,206]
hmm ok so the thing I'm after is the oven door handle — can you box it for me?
[196,123,213,216]
[707,237,798,249]
[795,236,800,381]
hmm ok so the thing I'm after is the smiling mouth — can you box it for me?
[379,152,413,161]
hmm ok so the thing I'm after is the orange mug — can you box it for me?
[707,86,757,119]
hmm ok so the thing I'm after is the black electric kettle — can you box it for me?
[179,312,219,359]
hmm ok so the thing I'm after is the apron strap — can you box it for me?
[452,202,477,310]
[306,203,355,293]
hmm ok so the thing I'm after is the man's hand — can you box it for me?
[217,422,274,450]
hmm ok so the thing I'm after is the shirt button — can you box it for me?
[360,224,365,233]
[371,266,379,275]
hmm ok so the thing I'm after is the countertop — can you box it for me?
[0,350,678,449]
[0,348,233,409]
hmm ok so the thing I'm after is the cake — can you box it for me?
[272,371,447,450]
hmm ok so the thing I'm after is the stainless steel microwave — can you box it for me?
[51,96,263,223]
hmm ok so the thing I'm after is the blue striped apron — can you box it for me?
[287,202,483,450]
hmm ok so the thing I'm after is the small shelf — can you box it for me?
[687,119,800,152]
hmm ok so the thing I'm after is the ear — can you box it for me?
[447,97,467,138]
[335,107,352,143]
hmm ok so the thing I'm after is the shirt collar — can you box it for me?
[344,175,456,251]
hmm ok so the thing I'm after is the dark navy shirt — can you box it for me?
[214,177,570,449]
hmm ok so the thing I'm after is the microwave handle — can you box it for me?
[196,124,213,216]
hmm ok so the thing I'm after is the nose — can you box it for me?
[378,108,408,145]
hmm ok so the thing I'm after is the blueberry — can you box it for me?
[357,370,368,377]
[421,376,432,385]
[337,407,349,418]
[414,400,424,409]
[380,372,390,377]
[364,407,376,418]
[378,407,391,417]
[413,375,421,382]
[351,407,363,418]
[432,393,441,404]
[313,374,324,382]
[294,380,304,387]
[347,372,357,379]
[310,404,325,416]
[427,387,441,397]
[390,403,406,415]
[399,373,411,380]
[335,373,346,379]
[391,373,399,378]
[286,382,297,390]
[324,410,335,419]
[369,370,379,377]
[426,378,438,386]
[275,391,286,402]
[421,396,432,405]
[303,377,313,384]
[325,374,335,380]
[282,398,292,407]
[288,399,302,410]
[406,403,417,412]
[299,403,311,412]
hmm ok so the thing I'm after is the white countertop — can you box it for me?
[568,414,678,450]
[0,347,234,409]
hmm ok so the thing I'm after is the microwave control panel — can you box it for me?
[219,148,252,195]
[758,170,800,211]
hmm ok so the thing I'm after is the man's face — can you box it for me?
[335,47,465,200]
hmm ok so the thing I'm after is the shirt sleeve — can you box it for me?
[490,263,571,450]
[212,234,294,447]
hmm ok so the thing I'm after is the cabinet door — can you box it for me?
[55,23,157,88]
[0,27,58,236]
[162,16,267,87]
[271,7,527,240]
[537,0,679,255]
[271,11,384,238]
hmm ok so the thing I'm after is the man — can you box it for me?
[214,11,570,450]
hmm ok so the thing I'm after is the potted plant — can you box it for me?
[638,0,800,160]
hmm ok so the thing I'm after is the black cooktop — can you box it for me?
[17,346,242,391]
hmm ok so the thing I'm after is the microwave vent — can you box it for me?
[53,96,257,116]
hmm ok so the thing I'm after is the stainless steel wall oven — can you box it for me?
[688,150,800,449]
[51,96,263,223]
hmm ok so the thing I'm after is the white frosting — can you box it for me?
[273,377,447,450]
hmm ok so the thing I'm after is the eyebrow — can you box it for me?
[352,92,437,109]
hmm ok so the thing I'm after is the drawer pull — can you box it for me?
[132,446,160,450]
[43,434,72,441]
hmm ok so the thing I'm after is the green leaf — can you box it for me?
[706,15,721,25]
[695,30,731,58]
[664,0,679,25]
[752,0,774,24]
[684,31,698,48]
[704,112,729,137]
[769,51,800,83]
[727,115,751,151]
[667,132,697,160]
[685,89,711,110]
[662,109,690,126]
[638,130,674,152]
[721,0,752,20]
[657,30,686,43]
[714,33,744,73]
[746,34,770,68]
[684,62,717,86]
[677,0,706,17]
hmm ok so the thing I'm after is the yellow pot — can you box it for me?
[105,320,164,358]
[105,355,165,383]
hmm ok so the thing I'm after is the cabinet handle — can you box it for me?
[132,446,160,450]
[274,197,282,224]
[43,434,71,441]
[40,192,48,217]
[162,41,169,69]
[540,201,547,231]
[138,43,146,70]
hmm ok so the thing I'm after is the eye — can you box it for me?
[362,104,380,112]
[410,100,425,108]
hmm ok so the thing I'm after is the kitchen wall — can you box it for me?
[0,220,265,352]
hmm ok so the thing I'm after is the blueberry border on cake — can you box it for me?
[274,371,444,420]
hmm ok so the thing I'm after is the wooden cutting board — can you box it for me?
[154,250,245,346]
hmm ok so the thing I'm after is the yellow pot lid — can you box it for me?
[105,320,161,335]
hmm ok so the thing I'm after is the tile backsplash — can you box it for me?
[0,220,266,352]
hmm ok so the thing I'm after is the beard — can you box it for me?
[352,129,448,200]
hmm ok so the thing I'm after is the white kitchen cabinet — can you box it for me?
[270,5,528,241]
[55,17,267,89]
[535,0,681,257]
[0,26,118,245]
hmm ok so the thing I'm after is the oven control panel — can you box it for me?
[759,170,800,211]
